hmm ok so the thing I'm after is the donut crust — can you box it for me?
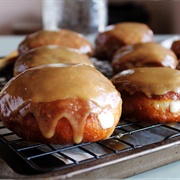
[95,22,154,61]
[121,91,180,123]
[3,98,120,144]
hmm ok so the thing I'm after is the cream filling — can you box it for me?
[170,101,180,113]
[90,102,115,129]
[154,100,180,113]
[98,111,114,129]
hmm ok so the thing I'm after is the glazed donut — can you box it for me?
[171,40,180,60]
[18,29,94,56]
[0,64,122,144]
[112,42,178,74]
[95,22,154,61]
[111,67,180,123]
[14,45,94,76]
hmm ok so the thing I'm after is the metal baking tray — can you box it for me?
[1,61,180,179]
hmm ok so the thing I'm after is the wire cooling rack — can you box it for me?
[1,118,180,178]
[1,62,180,179]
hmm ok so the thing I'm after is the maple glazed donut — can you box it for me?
[0,64,122,144]
[95,22,154,61]
[112,42,178,74]
[14,45,94,76]
[111,67,180,123]
[18,29,94,57]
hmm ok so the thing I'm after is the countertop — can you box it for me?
[0,35,180,180]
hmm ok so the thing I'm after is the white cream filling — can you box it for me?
[170,101,180,113]
[98,111,114,129]
[154,100,180,114]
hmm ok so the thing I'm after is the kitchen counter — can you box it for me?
[0,35,180,179]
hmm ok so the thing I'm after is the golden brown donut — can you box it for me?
[112,42,178,74]
[14,45,94,76]
[111,67,180,123]
[95,22,154,61]
[18,29,94,57]
[171,40,180,60]
[0,64,122,144]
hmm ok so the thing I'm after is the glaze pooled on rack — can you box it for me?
[0,64,122,144]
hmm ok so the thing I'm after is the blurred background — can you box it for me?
[0,0,179,35]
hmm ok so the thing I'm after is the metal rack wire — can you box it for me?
[1,118,180,176]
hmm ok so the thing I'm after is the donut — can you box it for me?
[112,42,178,74]
[14,45,94,76]
[171,40,180,60]
[111,67,180,123]
[0,64,122,144]
[94,22,154,61]
[18,29,94,57]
